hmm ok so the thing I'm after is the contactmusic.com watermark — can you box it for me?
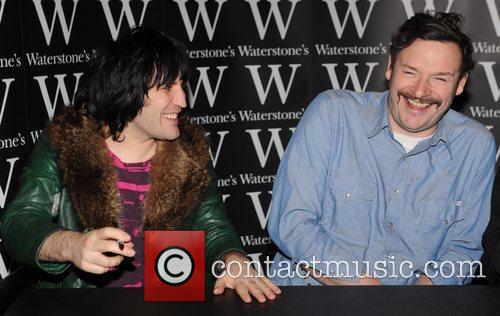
[210,257,485,280]
[144,231,485,301]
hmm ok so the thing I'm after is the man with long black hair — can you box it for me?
[1,26,280,303]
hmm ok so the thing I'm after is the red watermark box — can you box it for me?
[144,231,205,301]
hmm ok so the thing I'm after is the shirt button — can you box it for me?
[388,222,394,228]
[444,219,449,225]
[394,189,400,195]
[346,193,351,198]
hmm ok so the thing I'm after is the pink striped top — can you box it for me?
[104,151,151,288]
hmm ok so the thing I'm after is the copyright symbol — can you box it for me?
[155,247,194,286]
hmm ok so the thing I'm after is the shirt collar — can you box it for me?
[430,115,453,159]
[366,91,390,138]
[367,90,453,159]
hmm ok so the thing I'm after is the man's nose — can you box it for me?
[411,78,431,99]
[175,85,187,108]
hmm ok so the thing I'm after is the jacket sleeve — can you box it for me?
[0,134,70,275]
[192,171,245,269]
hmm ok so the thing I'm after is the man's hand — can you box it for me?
[415,274,433,285]
[68,227,136,273]
[359,276,382,285]
[213,251,281,303]
[39,227,135,274]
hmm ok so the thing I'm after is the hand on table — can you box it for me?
[359,276,382,285]
[415,274,433,285]
[213,251,281,303]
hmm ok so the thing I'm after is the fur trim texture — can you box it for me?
[47,107,212,231]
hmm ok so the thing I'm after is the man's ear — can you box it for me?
[455,73,468,96]
[385,56,393,81]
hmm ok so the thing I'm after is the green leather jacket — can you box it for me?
[0,114,244,288]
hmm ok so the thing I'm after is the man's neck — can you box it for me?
[105,132,157,163]
[387,109,437,138]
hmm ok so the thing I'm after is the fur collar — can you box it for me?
[47,107,212,231]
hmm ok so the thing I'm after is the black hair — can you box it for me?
[73,26,190,140]
[390,11,474,77]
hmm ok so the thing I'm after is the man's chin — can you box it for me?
[164,133,181,141]
[399,123,436,136]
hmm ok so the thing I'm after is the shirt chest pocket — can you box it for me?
[329,172,375,205]
[423,199,464,227]
[419,198,465,255]
[322,173,375,234]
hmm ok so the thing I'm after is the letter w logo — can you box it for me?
[0,157,19,209]
[32,0,79,45]
[479,62,500,102]
[173,0,227,41]
[187,66,227,108]
[245,64,301,105]
[205,130,229,167]
[323,0,379,38]
[0,251,8,279]
[246,191,273,230]
[99,0,153,41]
[246,128,295,168]
[399,0,455,18]
[0,0,7,26]
[0,78,14,127]
[245,0,300,40]
[486,0,500,37]
[322,63,378,92]
[34,73,83,120]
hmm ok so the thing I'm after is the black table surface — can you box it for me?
[5,285,500,315]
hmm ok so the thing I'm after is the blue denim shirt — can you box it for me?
[268,90,496,285]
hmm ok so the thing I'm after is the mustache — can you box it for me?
[397,89,442,107]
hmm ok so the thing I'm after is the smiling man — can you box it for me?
[0,27,279,302]
[268,11,495,285]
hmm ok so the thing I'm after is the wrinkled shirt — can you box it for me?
[268,90,496,285]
